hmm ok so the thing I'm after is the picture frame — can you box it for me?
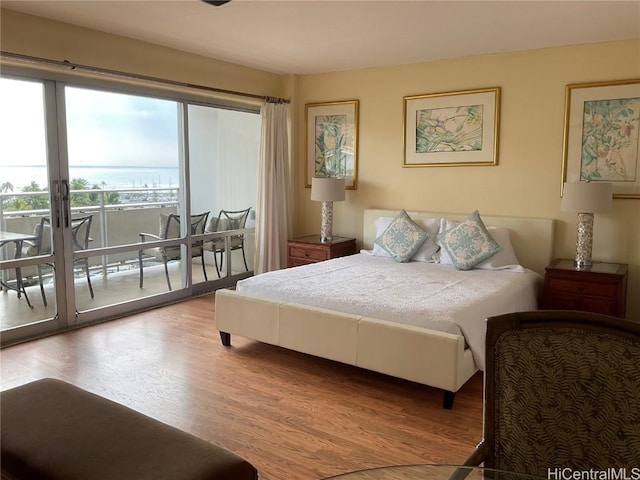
[403,87,500,167]
[562,79,640,199]
[305,100,358,190]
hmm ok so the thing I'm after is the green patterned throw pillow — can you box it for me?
[374,210,428,263]
[436,210,502,270]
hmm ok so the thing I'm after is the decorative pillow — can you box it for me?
[371,215,440,262]
[436,210,501,270]
[475,227,524,272]
[374,210,428,263]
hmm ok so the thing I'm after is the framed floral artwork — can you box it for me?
[305,100,358,190]
[403,87,500,167]
[562,79,640,199]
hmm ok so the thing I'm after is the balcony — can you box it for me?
[1,187,254,332]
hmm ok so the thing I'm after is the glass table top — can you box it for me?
[322,464,545,480]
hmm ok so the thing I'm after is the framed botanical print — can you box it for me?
[305,100,358,190]
[403,87,500,167]
[562,79,640,199]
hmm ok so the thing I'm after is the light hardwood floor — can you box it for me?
[0,294,484,480]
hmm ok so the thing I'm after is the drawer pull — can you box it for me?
[305,252,310,257]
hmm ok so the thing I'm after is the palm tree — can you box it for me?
[70,178,89,190]
[3,181,49,211]
[70,178,92,207]
[89,182,120,206]
[21,182,49,210]
[1,181,14,209]
[22,181,43,192]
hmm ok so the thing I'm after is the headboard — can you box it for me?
[363,209,555,277]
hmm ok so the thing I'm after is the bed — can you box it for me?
[214,209,555,408]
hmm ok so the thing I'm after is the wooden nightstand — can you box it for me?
[542,259,628,318]
[287,235,357,267]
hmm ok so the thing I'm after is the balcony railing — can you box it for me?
[0,187,254,277]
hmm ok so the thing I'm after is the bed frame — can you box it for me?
[214,209,555,408]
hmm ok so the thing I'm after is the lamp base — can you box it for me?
[574,212,594,269]
[320,201,334,243]
[574,259,593,269]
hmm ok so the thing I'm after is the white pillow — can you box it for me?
[411,217,440,262]
[475,227,524,272]
[371,215,440,262]
[436,218,458,265]
[371,217,394,258]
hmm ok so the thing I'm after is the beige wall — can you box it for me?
[2,9,639,318]
[0,9,287,100]
[291,40,640,319]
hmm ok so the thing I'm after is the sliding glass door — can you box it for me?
[187,103,259,287]
[0,77,62,341]
[63,85,186,313]
[0,73,261,345]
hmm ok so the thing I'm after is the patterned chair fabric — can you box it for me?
[462,310,640,477]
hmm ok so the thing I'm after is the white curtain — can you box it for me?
[255,101,290,274]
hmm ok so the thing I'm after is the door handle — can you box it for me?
[61,180,70,228]
[51,180,61,228]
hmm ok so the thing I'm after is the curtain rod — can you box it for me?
[0,51,290,104]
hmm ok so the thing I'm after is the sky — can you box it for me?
[0,77,179,169]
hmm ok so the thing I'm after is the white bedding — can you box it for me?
[236,253,543,370]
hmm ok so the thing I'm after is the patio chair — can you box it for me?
[22,215,95,306]
[457,310,640,477]
[138,212,209,290]
[21,217,52,306]
[70,215,95,301]
[204,208,251,277]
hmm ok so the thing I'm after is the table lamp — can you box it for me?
[311,177,346,243]
[561,181,612,268]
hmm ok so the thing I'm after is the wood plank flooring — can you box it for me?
[0,294,484,480]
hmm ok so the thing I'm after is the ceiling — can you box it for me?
[3,0,639,75]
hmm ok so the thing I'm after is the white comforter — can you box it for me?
[236,253,542,370]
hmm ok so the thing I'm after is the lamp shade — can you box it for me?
[561,182,612,213]
[310,177,346,202]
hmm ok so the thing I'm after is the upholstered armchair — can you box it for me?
[460,310,640,477]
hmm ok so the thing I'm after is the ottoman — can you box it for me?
[0,378,258,480]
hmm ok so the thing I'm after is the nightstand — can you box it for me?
[542,259,628,318]
[287,235,357,267]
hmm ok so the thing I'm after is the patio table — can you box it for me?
[0,231,38,309]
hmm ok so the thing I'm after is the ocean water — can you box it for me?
[0,165,179,191]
